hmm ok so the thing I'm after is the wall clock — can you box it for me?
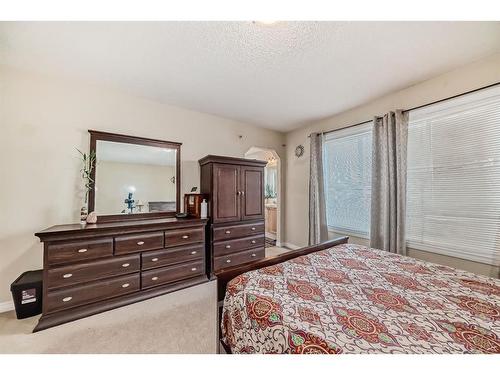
[295,145,304,158]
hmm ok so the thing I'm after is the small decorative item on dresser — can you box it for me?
[76,148,96,224]
[86,211,97,224]
[184,194,206,218]
[200,199,208,219]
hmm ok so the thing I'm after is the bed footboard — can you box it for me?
[215,236,349,303]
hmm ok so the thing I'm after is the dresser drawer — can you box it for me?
[213,221,264,241]
[142,244,204,270]
[47,254,140,290]
[164,227,203,248]
[141,260,204,289]
[213,234,264,257]
[213,247,265,271]
[47,238,113,266]
[46,273,140,313]
[115,231,164,255]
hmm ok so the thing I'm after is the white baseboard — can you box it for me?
[0,300,14,313]
[281,242,301,250]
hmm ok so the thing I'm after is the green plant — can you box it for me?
[77,148,96,204]
[265,183,277,199]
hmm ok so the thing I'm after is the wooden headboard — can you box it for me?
[214,236,349,302]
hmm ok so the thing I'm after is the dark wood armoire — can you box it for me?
[199,155,267,276]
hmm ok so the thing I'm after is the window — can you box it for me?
[323,122,372,237]
[406,85,500,266]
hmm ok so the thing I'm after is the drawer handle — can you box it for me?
[191,267,197,271]
[251,240,256,244]
[225,245,231,249]
[122,283,130,288]
[225,230,231,234]
[62,296,72,302]
[190,251,197,255]
[151,258,159,262]
[226,259,231,263]
[77,248,88,253]
[122,263,130,268]
[152,276,159,281]
[251,227,256,231]
[182,235,189,239]
[62,273,73,279]
[137,241,145,246]
[251,253,257,257]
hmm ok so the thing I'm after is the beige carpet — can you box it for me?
[0,280,217,354]
[265,246,292,258]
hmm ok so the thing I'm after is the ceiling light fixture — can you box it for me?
[253,20,279,26]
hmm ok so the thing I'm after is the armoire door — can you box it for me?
[212,163,240,223]
[240,165,265,221]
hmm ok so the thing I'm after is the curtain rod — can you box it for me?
[308,81,500,138]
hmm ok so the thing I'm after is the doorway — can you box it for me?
[244,147,282,248]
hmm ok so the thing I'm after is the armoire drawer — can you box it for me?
[47,254,140,290]
[115,231,164,255]
[213,247,265,271]
[142,244,204,270]
[164,227,204,248]
[141,260,205,289]
[47,238,113,266]
[213,234,265,257]
[213,221,264,241]
[45,273,140,313]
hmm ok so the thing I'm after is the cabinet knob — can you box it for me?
[225,230,231,234]
[152,276,159,281]
[77,248,88,253]
[137,241,145,246]
[241,191,245,196]
[152,258,159,262]
[251,240,256,244]
[190,251,197,255]
[225,245,231,249]
[251,253,257,257]
[62,296,72,302]
[122,283,130,288]
[191,267,197,271]
[182,235,189,239]
[226,259,231,263]
[251,227,256,231]
[62,273,73,279]
[237,191,241,195]
[122,263,130,267]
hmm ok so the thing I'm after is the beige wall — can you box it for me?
[0,65,286,303]
[96,161,176,214]
[284,53,500,277]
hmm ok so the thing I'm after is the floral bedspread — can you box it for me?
[221,243,500,354]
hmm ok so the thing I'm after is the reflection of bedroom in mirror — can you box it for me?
[88,130,181,221]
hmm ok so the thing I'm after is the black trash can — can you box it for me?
[10,270,43,319]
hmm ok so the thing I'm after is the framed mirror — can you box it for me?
[88,130,181,222]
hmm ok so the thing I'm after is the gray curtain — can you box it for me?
[309,133,328,245]
[370,110,409,254]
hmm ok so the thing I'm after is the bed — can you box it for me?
[216,238,500,354]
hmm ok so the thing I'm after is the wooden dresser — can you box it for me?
[34,217,208,331]
[199,155,267,276]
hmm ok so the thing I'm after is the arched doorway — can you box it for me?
[244,147,282,249]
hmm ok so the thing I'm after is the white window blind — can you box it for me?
[406,85,500,266]
[323,123,372,237]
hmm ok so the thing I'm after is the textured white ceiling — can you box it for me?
[1,21,500,131]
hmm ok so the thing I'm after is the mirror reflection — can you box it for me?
[94,140,177,215]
